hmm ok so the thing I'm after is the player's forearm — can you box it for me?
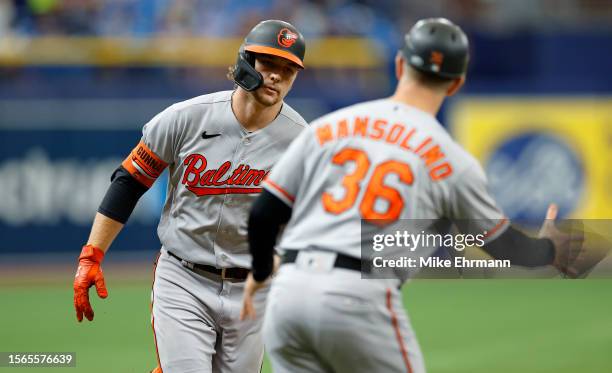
[86,212,124,252]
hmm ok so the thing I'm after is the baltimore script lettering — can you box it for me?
[181,153,268,196]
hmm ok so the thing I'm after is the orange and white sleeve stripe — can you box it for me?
[263,179,295,207]
[121,141,168,188]
[482,217,510,242]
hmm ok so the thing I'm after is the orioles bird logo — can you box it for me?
[430,51,444,66]
[277,28,298,48]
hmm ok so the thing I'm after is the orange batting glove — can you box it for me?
[73,245,108,322]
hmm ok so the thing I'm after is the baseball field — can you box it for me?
[1,259,611,373]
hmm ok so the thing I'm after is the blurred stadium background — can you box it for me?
[1,0,611,372]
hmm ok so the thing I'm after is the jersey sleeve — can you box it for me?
[446,162,509,242]
[263,128,313,207]
[121,107,179,188]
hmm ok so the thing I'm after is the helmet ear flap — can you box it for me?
[243,48,256,66]
[233,47,263,92]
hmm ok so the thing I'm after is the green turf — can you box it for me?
[404,280,612,373]
[1,280,611,372]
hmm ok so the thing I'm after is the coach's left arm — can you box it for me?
[240,190,292,320]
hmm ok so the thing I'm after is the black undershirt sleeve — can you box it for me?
[482,225,555,267]
[249,190,292,282]
[97,166,149,224]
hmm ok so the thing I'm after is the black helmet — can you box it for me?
[401,18,469,79]
[233,20,306,91]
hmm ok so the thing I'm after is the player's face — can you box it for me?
[252,54,300,106]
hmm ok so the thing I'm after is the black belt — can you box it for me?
[282,250,371,273]
[167,251,250,280]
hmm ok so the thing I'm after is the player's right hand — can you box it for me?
[73,245,108,322]
[538,204,584,278]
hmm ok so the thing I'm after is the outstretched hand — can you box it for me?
[538,204,585,278]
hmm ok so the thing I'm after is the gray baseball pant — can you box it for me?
[152,248,267,373]
[263,252,426,373]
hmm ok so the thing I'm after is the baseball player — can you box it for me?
[72,20,308,372]
[241,18,587,373]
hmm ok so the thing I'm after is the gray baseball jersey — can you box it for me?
[264,98,508,264]
[124,90,307,267]
[122,89,307,372]
[261,99,507,373]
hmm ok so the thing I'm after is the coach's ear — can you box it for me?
[395,52,404,81]
[446,75,465,97]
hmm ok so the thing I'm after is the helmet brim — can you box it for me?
[244,45,304,68]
